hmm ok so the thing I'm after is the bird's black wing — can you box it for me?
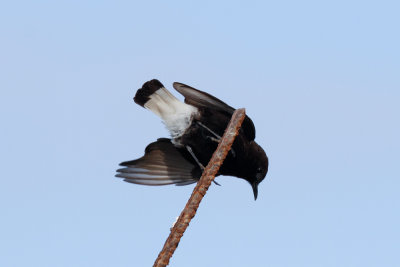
[173,82,256,141]
[116,138,201,186]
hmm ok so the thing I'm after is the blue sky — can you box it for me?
[1,1,399,266]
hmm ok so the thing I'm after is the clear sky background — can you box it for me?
[1,1,399,266]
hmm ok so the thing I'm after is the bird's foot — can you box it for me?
[213,180,221,186]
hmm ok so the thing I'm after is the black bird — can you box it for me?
[116,79,268,200]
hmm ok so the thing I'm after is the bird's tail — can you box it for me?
[133,79,198,138]
[134,79,183,119]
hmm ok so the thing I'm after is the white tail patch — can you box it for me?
[144,87,198,138]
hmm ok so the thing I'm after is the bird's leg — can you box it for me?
[196,121,236,157]
[208,136,221,143]
[185,145,221,186]
[185,145,205,171]
[196,121,221,139]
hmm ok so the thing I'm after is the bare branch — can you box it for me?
[153,108,246,267]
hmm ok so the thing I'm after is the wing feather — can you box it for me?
[116,138,201,186]
[172,82,256,140]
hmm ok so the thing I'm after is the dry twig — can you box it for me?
[153,108,246,267]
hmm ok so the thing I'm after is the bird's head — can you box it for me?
[244,141,269,200]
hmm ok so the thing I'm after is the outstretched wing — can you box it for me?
[173,82,256,141]
[116,138,201,186]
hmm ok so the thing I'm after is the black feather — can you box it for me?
[116,138,202,186]
[134,79,164,107]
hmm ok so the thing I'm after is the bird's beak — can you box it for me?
[252,182,258,200]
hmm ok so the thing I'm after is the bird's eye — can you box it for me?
[256,167,262,173]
